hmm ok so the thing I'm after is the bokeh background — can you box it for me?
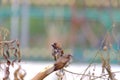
[0,0,120,63]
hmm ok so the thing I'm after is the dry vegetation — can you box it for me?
[0,27,120,80]
[0,27,25,80]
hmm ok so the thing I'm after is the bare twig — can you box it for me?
[32,54,72,80]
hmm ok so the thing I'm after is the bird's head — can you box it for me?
[65,54,72,59]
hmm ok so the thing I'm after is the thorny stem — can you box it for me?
[80,51,98,80]
[64,68,120,80]
[80,25,116,80]
[92,71,120,80]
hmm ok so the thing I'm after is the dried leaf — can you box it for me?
[14,65,21,80]
[7,60,11,66]
[3,52,8,60]
[3,67,10,80]
[16,40,20,47]
[6,50,10,58]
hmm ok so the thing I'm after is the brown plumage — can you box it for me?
[54,54,72,71]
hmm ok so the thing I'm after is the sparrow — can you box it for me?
[54,54,72,71]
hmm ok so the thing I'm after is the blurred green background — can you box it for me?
[0,0,120,63]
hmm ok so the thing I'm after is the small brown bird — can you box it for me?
[54,54,72,71]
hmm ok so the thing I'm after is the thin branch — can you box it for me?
[80,51,98,80]
[64,68,120,80]
[92,71,120,80]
